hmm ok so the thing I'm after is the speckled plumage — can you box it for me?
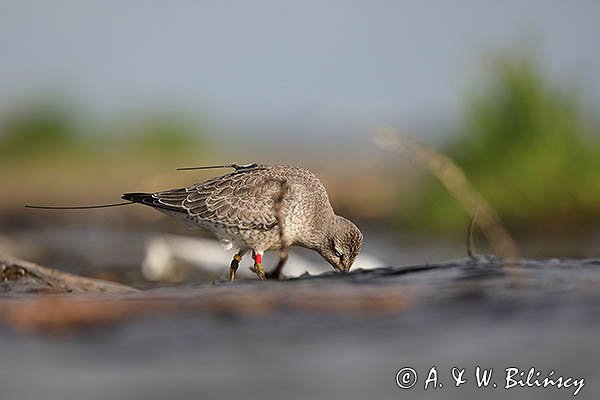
[122,164,363,275]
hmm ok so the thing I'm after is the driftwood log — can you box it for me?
[0,254,138,294]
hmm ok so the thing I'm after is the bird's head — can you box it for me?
[319,215,363,272]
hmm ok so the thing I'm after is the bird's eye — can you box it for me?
[334,248,343,259]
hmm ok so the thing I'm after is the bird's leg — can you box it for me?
[229,249,247,282]
[251,251,266,280]
[228,254,242,282]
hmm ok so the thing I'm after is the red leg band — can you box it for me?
[254,253,262,264]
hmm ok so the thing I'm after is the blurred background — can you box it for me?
[2,1,600,280]
[1,2,600,400]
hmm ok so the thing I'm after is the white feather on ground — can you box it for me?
[142,234,383,282]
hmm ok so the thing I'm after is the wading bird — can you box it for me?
[122,164,363,281]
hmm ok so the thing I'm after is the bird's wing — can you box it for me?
[152,168,295,230]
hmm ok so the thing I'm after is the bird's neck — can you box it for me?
[296,213,337,251]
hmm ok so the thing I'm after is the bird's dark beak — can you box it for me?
[335,265,351,273]
[341,260,353,273]
[329,261,344,272]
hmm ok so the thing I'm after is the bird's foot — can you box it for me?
[265,268,283,280]
[252,263,266,280]
[266,252,288,280]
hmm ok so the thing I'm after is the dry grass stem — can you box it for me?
[267,178,291,279]
[467,211,478,258]
[374,127,520,262]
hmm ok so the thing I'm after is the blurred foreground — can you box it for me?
[0,256,598,399]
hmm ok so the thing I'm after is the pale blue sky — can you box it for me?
[1,1,599,143]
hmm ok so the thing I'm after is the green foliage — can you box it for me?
[414,54,600,231]
[0,102,84,159]
[0,100,210,164]
[119,114,207,158]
